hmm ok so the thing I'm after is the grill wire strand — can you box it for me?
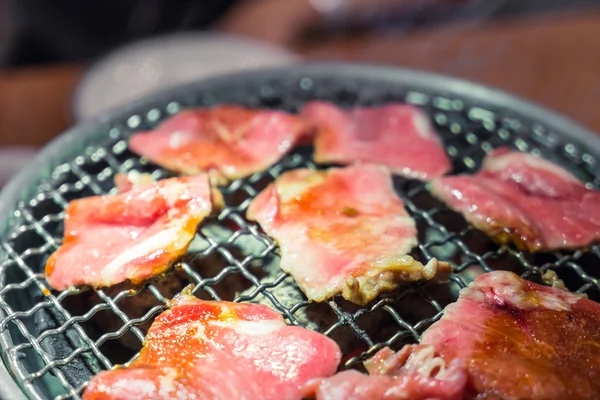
[0,84,599,400]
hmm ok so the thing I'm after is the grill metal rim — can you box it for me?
[0,62,599,400]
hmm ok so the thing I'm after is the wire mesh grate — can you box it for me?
[0,76,599,399]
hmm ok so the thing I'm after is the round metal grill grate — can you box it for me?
[0,65,599,400]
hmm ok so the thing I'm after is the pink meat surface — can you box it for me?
[128,105,313,183]
[431,148,600,251]
[113,171,156,192]
[46,175,222,290]
[420,270,600,399]
[247,164,451,304]
[83,294,342,400]
[302,345,467,400]
[305,270,600,399]
[301,101,451,181]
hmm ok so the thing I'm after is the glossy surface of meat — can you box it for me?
[431,148,600,251]
[247,164,451,304]
[83,294,342,400]
[420,271,600,399]
[46,175,221,290]
[301,101,451,181]
[113,171,156,192]
[128,105,312,183]
[302,345,467,400]
[305,271,600,399]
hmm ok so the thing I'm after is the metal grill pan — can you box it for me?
[1,63,600,400]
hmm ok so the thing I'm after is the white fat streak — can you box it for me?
[127,170,143,182]
[100,179,209,284]
[408,346,446,378]
[157,368,178,394]
[208,319,284,336]
[484,152,580,183]
[164,182,189,206]
[276,171,326,203]
[536,291,577,311]
[466,271,578,311]
[168,131,186,149]
[100,226,181,284]
[412,111,435,140]
[163,180,211,211]
[194,321,206,340]
[127,171,155,187]
[113,377,157,395]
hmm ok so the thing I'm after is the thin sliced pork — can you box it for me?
[46,175,222,290]
[247,164,451,304]
[301,101,451,181]
[305,271,600,399]
[83,293,342,400]
[128,105,313,183]
[302,345,467,400]
[420,270,600,399]
[431,148,600,251]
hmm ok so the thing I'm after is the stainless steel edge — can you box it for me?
[0,62,599,399]
[0,118,111,400]
[0,310,27,400]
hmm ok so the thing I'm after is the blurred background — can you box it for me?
[0,0,599,185]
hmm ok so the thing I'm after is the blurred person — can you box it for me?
[0,0,596,67]
[3,0,428,67]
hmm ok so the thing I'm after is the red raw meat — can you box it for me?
[128,105,313,183]
[247,164,451,304]
[302,345,467,400]
[301,101,451,181]
[431,148,600,251]
[83,293,342,400]
[419,270,600,399]
[46,175,222,290]
[305,270,600,399]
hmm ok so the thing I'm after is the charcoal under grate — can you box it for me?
[0,65,599,400]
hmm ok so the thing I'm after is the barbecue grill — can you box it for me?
[1,63,599,400]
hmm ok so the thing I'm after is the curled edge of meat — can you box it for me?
[115,172,226,207]
[429,148,600,252]
[45,172,224,291]
[127,105,316,185]
[113,171,157,192]
[113,171,227,286]
[246,165,453,305]
[302,344,467,400]
[342,256,453,305]
[83,284,344,400]
[301,101,452,181]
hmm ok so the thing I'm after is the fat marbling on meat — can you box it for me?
[301,101,451,181]
[431,148,600,251]
[113,170,156,192]
[302,344,467,400]
[46,174,222,290]
[128,105,313,183]
[247,164,451,305]
[83,293,342,400]
[305,270,600,399]
[419,270,600,399]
